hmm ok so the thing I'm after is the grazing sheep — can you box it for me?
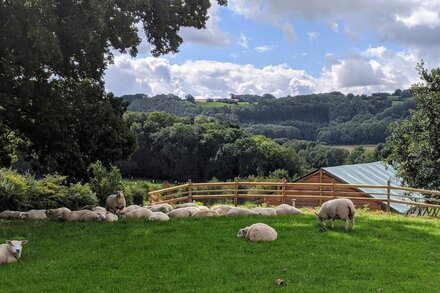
[274,204,303,216]
[104,212,118,222]
[149,203,174,213]
[105,191,126,214]
[58,210,91,222]
[19,210,47,221]
[149,212,170,221]
[316,198,356,231]
[0,210,22,220]
[0,240,28,265]
[167,207,199,218]
[176,203,199,209]
[121,205,141,214]
[237,223,277,242]
[226,207,258,217]
[122,208,152,219]
[79,211,105,222]
[46,207,71,220]
[211,205,234,215]
[251,207,277,216]
[191,210,220,218]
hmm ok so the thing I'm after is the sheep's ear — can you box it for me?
[314,212,318,216]
[6,240,12,245]
[21,240,28,245]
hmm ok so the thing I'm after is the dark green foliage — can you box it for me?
[345,146,375,165]
[89,161,123,206]
[386,63,440,194]
[124,182,149,205]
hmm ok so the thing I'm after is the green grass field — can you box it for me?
[333,144,377,152]
[0,211,439,292]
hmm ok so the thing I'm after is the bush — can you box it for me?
[27,175,68,209]
[124,183,149,206]
[65,183,98,210]
[89,161,123,205]
[0,169,28,210]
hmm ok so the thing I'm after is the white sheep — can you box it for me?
[226,207,258,217]
[191,210,220,218]
[149,203,174,213]
[197,206,210,211]
[149,212,170,221]
[237,223,277,242]
[79,211,105,222]
[0,240,28,265]
[122,208,152,219]
[316,198,356,230]
[58,210,91,222]
[121,205,141,214]
[19,210,47,221]
[105,191,126,214]
[104,212,119,222]
[251,207,277,216]
[0,210,22,220]
[46,207,71,220]
[211,205,234,215]
[274,204,303,215]
[167,207,199,218]
[176,203,199,209]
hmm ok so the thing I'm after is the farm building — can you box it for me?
[267,161,419,213]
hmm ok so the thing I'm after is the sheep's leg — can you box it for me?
[351,218,356,230]
[331,219,335,229]
[345,219,349,230]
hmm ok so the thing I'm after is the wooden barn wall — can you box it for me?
[265,170,382,210]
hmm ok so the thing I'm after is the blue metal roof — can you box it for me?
[322,162,422,214]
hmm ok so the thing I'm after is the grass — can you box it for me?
[122,178,169,191]
[0,211,439,292]
[333,144,377,152]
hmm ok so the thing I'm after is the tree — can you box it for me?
[0,0,226,180]
[385,63,440,192]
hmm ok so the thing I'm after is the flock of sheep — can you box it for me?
[0,190,357,265]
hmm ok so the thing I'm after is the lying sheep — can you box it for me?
[251,207,277,216]
[176,203,199,209]
[121,205,141,214]
[226,207,258,216]
[211,205,234,215]
[0,240,28,265]
[191,210,220,218]
[46,207,71,220]
[0,210,22,220]
[149,212,170,221]
[58,210,91,222]
[149,203,174,214]
[167,207,199,218]
[274,204,303,215]
[104,212,118,222]
[237,223,277,242]
[19,210,47,221]
[316,198,356,231]
[122,208,152,219]
[105,191,126,214]
[79,211,105,222]
[197,206,210,211]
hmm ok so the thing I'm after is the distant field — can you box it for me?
[333,145,377,152]
[122,178,168,191]
[0,211,438,292]
[196,101,250,108]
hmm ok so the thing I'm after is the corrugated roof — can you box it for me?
[322,161,422,214]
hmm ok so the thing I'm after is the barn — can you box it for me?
[268,161,417,213]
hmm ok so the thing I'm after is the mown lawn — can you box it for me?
[0,212,439,292]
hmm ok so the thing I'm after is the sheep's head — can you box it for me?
[6,240,28,258]
[116,191,125,204]
[315,212,323,222]
[237,227,249,238]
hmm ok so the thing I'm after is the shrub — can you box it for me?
[27,175,68,209]
[124,183,149,206]
[89,161,123,205]
[65,183,98,210]
[0,169,28,210]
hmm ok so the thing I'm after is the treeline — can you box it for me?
[119,112,385,182]
[122,91,415,145]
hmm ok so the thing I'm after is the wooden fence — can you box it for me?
[147,179,440,216]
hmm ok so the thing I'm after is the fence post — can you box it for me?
[386,179,391,213]
[234,178,238,207]
[331,179,335,199]
[187,179,193,203]
[282,178,287,204]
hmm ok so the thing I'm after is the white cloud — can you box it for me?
[255,45,276,53]
[105,46,419,98]
[308,31,319,41]
[330,21,339,32]
[395,8,440,29]
[237,32,248,49]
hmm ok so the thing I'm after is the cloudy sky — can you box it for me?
[105,0,440,99]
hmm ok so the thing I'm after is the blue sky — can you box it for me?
[105,0,440,99]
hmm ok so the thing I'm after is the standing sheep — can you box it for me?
[316,198,356,231]
[0,240,28,265]
[105,191,126,214]
[237,223,277,242]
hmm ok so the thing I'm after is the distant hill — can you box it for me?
[120,91,415,145]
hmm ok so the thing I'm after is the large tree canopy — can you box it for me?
[0,0,226,179]
[385,63,440,192]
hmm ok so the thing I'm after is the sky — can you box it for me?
[104,0,440,99]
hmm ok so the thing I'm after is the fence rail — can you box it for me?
[148,180,440,216]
